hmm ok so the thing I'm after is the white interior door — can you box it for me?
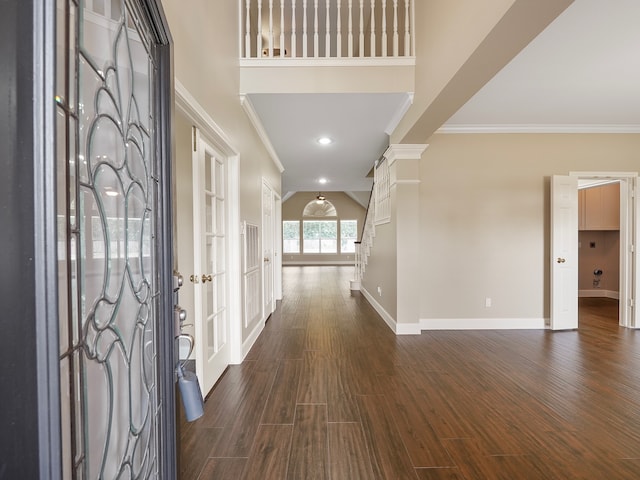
[551,175,579,330]
[632,176,639,327]
[262,180,275,318]
[192,129,230,395]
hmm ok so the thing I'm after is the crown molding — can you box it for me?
[383,144,428,165]
[240,95,285,173]
[385,93,414,135]
[436,124,640,134]
[175,78,238,156]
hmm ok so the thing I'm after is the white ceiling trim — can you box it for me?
[239,57,416,68]
[384,93,414,135]
[239,95,285,173]
[437,124,640,134]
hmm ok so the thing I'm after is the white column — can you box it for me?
[384,144,428,334]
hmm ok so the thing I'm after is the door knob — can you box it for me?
[189,274,200,284]
[556,258,566,264]
[202,274,212,283]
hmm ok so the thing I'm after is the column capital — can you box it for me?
[383,144,428,165]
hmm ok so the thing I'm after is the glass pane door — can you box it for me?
[56,0,170,477]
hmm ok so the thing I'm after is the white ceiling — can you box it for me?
[248,93,410,195]
[250,0,640,197]
[443,0,640,129]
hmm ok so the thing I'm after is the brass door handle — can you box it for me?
[556,258,566,264]
[189,274,200,284]
[202,274,212,283]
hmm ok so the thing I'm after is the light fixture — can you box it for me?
[317,137,332,145]
[316,192,326,204]
[318,177,328,184]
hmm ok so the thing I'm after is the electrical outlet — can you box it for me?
[377,286,382,297]
[485,297,492,308]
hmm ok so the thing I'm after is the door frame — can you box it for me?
[261,178,276,320]
[0,0,176,478]
[175,81,243,365]
[569,171,638,328]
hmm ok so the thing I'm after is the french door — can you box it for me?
[56,0,175,478]
[191,128,231,396]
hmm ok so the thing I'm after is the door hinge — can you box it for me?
[630,298,635,308]
[192,126,197,152]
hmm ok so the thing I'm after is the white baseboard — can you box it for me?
[360,287,421,335]
[241,320,265,360]
[579,289,619,299]
[283,260,354,266]
[420,317,546,330]
[360,286,397,333]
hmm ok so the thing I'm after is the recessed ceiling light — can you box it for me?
[318,177,328,184]
[317,137,332,145]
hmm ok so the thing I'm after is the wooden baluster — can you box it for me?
[325,0,331,57]
[393,0,398,57]
[359,0,364,57]
[291,0,297,57]
[370,0,375,57]
[269,0,274,57]
[314,0,319,57]
[348,0,353,57]
[381,0,387,57]
[337,0,342,58]
[257,0,263,57]
[280,0,285,57]
[404,0,410,56]
[303,0,308,57]
[245,0,251,58]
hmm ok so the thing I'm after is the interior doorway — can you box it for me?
[571,172,638,329]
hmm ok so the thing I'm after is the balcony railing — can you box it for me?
[241,0,415,60]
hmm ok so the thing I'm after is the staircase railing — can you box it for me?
[350,180,376,290]
[241,0,415,60]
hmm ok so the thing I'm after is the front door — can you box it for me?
[56,0,175,477]
[550,175,579,330]
[191,128,230,395]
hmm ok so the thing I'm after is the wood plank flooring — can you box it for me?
[178,267,640,479]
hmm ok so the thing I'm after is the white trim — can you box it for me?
[240,57,416,67]
[240,95,285,173]
[420,317,546,330]
[349,280,361,290]
[437,124,640,134]
[283,260,354,266]
[241,320,265,360]
[384,144,428,165]
[384,93,414,135]
[227,154,243,364]
[282,191,296,202]
[579,290,620,300]
[360,286,397,333]
[393,179,421,185]
[569,171,639,179]
[396,322,422,335]
[175,79,238,156]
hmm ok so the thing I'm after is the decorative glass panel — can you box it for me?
[57,0,163,477]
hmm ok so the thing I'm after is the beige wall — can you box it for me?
[282,192,366,264]
[163,0,281,343]
[419,133,640,322]
[579,231,620,294]
[361,220,398,321]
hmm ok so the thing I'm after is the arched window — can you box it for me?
[303,199,337,217]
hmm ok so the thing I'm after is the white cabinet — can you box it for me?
[578,182,620,231]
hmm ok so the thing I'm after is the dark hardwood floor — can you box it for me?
[178,266,640,479]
